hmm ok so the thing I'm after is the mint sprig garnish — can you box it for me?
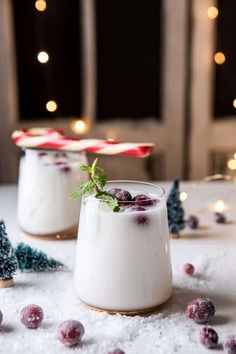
[95,191,120,212]
[70,158,120,212]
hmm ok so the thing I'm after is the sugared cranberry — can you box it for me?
[60,165,71,173]
[115,190,132,204]
[108,349,125,354]
[183,263,195,276]
[54,161,66,166]
[0,310,3,325]
[124,206,146,212]
[224,335,236,354]
[20,304,44,329]
[186,298,215,323]
[38,152,47,157]
[55,152,67,158]
[108,188,132,205]
[134,194,153,207]
[215,212,226,224]
[57,320,85,347]
[108,188,122,196]
[136,214,149,225]
[123,205,149,225]
[186,215,199,229]
[200,327,219,348]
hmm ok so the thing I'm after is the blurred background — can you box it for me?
[1,0,236,183]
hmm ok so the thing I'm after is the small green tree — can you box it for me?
[167,179,185,237]
[0,220,18,285]
[15,243,64,272]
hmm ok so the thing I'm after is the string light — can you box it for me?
[105,129,117,140]
[179,192,187,202]
[35,0,47,12]
[234,153,236,159]
[207,6,219,20]
[233,99,236,109]
[214,52,226,65]
[214,200,226,213]
[227,159,236,170]
[46,100,57,112]
[71,119,88,134]
[37,51,49,64]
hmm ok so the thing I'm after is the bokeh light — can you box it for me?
[207,6,219,20]
[46,100,57,112]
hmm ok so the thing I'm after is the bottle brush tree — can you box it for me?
[0,220,18,288]
[15,243,64,272]
[167,179,185,237]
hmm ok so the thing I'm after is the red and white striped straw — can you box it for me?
[12,128,154,158]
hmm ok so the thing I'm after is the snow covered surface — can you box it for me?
[1,182,236,354]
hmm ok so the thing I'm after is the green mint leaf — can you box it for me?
[95,191,120,212]
[95,166,105,173]
[80,164,92,173]
[92,173,108,192]
[70,180,95,199]
[91,158,98,174]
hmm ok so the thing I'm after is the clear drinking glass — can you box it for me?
[17,148,88,239]
[74,181,172,314]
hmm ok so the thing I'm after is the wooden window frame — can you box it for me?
[0,0,188,182]
[190,0,236,179]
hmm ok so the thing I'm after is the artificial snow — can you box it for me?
[0,245,233,354]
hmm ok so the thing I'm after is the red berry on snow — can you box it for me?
[57,320,85,347]
[224,335,236,354]
[108,349,125,354]
[20,304,44,329]
[186,215,199,229]
[215,212,226,224]
[200,327,219,348]
[183,263,195,276]
[186,298,215,323]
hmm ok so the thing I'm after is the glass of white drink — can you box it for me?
[17,148,88,239]
[74,177,172,314]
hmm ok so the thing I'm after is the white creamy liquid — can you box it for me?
[17,149,87,235]
[74,191,172,311]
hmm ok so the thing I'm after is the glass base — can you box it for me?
[81,296,171,316]
[20,225,78,240]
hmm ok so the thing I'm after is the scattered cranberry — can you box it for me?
[108,349,125,354]
[200,327,219,348]
[20,304,44,329]
[215,212,226,224]
[186,298,215,323]
[186,215,199,229]
[224,335,236,354]
[183,263,195,276]
[0,310,3,325]
[57,320,85,347]
[134,194,153,207]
